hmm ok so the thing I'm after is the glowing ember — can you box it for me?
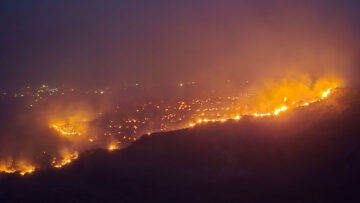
[274,105,288,116]
[108,144,119,151]
[322,89,331,98]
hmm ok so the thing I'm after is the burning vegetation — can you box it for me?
[0,76,342,175]
[0,159,35,176]
[50,121,88,137]
[52,152,79,168]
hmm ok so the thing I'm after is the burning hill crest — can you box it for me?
[0,76,343,175]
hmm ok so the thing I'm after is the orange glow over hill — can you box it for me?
[0,77,342,175]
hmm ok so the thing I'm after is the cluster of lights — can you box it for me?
[0,84,113,109]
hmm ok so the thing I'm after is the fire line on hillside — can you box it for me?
[0,77,341,175]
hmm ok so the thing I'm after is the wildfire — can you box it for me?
[108,143,119,151]
[0,77,341,176]
[51,123,81,136]
[52,152,79,168]
[322,89,331,98]
[19,167,35,176]
[0,160,36,176]
[274,105,288,116]
[187,87,336,127]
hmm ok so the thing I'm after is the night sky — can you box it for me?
[1,0,360,88]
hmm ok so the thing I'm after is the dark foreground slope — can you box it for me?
[1,89,360,202]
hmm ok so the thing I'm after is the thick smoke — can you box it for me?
[247,75,343,112]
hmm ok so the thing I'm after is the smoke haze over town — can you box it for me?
[1,1,360,202]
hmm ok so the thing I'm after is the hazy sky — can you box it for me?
[1,0,359,88]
